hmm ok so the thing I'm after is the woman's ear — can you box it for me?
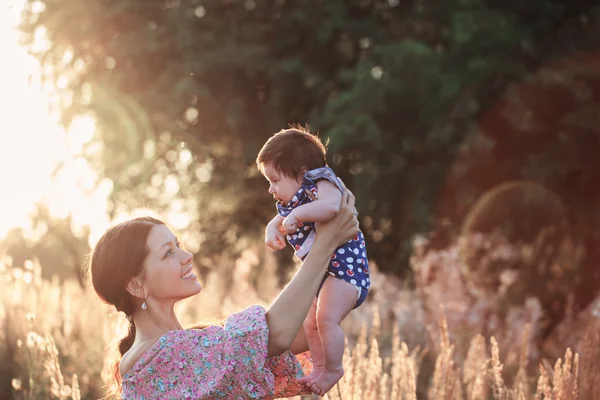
[126,277,146,300]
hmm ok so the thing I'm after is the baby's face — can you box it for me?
[262,162,302,204]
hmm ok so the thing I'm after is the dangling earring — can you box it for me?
[141,295,148,310]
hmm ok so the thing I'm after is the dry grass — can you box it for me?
[1,249,598,400]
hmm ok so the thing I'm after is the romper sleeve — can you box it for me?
[303,166,343,192]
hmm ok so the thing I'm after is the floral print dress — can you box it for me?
[121,305,312,399]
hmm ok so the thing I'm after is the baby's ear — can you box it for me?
[298,166,309,178]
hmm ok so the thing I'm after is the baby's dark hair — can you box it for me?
[256,126,328,179]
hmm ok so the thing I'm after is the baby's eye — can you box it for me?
[165,249,173,258]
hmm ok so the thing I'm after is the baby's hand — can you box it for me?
[266,219,286,250]
[282,213,300,234]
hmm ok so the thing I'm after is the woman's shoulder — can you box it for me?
[120,337,161,378]
[120,329,197,379]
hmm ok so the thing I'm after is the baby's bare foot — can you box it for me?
[310,367,344,396]
[298,366,323,386]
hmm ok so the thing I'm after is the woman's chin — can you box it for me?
[192,282,202,295]
[183,281,202,297]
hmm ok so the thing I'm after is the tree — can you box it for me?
[18,0,600,290]
[0,205,90,285]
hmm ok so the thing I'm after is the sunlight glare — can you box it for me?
[0,0,109,241]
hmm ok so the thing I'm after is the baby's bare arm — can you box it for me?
[268,214,284,228]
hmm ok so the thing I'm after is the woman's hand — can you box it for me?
[314,179,359,250]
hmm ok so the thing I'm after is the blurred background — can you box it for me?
[1,0,600,398]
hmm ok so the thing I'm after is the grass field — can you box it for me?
[1,246,598,400]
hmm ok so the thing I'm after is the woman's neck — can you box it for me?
[132,303,183,343]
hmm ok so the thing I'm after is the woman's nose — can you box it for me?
[181,251,193,264]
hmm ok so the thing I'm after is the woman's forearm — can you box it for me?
[265,240,334,357]
[289,326,309,355]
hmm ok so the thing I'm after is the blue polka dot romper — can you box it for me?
[276,166,370,309]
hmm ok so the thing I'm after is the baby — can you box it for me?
[256,127,370,395]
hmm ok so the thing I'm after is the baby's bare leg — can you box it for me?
[298,299,323,385]
[310,277,357,396]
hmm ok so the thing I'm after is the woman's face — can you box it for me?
[142,224,201,303]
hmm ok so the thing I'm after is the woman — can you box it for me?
[88,182,359,399]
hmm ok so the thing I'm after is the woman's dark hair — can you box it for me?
[86,216,164,391]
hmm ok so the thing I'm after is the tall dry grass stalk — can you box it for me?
[463,334,488,400]
[428,314,461,400]
[533,348,579,400]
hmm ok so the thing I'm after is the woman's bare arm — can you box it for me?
[265,182,358,357]
[289,326,309,355]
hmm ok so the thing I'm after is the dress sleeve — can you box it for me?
[222,305,313,398]
[266,351,313,398]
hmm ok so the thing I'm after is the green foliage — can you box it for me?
[17,0,600,281]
